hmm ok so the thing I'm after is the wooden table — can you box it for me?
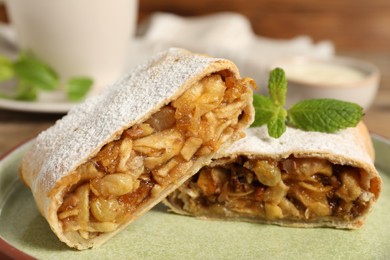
[0,50,389,156]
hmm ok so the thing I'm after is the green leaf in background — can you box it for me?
[288,98,364,133]
[0,53,94,102]
[268,67,287,106]
[13,53,59,91]
[66,77,93,101]
[0,56,15,81]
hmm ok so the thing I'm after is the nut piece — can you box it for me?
[335,170,362,202]
[305,202,331,218]
[126,153,145,180]
[77,162,105,182]
[117,138,133,172]
[298,181,332,193]
[58,208,80,220]
[279,198,300,218]
[180,137,203,161]
[152,157,181,184]
[289,184,331,219]
[87,222,119,233]
[133,129,184,170]
[124,123,155,139]
[214,101,243,123]
[90,173,139,198]
[245,160,281,187]
[90,198,124,222]
[282,158,333,177]
[265,203,283,219]
[264,181,289,205]
[173,74,226,136]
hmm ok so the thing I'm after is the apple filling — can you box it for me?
[166,155,377,224]
[57,71,253,239]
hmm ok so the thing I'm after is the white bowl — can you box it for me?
[268,56,380,110]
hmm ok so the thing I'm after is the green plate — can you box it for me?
[0,135,389,259]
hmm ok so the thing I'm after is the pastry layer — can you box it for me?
[57,72,253,240]
[19,48,254,249]
[165,125,381,229]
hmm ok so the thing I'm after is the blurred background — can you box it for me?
[136,0,390,52]
[0,0,389,156]
[0,2,389,258]
[1,0,390,51]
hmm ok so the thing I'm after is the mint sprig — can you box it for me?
[251,68,364,138]
[268,67,287,106]
[288,99,363,132]
[0,53,93,102]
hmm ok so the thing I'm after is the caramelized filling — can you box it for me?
[57,72,253,239]
[167,156,375,223]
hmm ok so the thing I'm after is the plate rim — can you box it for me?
[0,139,35,259]
[0,133,389,258]
[0,238,34,260]
[0,98,73,114]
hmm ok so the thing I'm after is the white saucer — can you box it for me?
[0,98,74,113]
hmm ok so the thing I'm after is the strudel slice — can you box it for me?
[19,48,254,249]
[165,123,381,229]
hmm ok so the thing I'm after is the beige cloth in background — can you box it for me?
[0,12,334,89]
[129,12,334,88]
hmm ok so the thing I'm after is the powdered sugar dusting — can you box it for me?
[220,126,373,165]
[25,48,228,195]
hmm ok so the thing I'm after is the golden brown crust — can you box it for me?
[19,48,254,249]
[356,121,375,161]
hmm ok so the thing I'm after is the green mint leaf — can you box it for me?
[0,56,15,81]
[251,93,287,138]
[288,98,363,132]
[268,107,287,138]
[66,77,93,101]
[251,68,363,138]
[13,53,59,90]
[251,94,276,127]
[268,67,287,106]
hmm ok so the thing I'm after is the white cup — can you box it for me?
[5,0,138,95]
